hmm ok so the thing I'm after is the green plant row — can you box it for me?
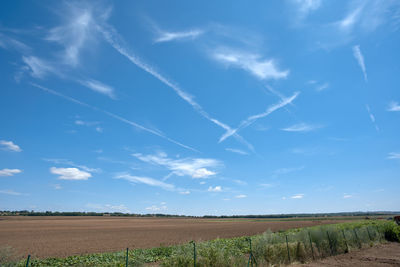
[3,220,399,266]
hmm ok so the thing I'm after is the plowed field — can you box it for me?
[0,216,351,258]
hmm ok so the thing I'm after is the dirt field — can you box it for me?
[0,216,351,259]
[295,242,400,266]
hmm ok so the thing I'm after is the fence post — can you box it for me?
[341,229,349,253]
[326,231,333,256]
[285,235,291,263]
[190,241,196,267]
[25,254,30,267]
[308,231,315,260]
[247,237,256,267]
[353,229,362,249]
[125,248,129,267]
[366,227,372,241]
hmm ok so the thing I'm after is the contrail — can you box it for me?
[30,83,199,152]
[219,92,300,143]
[97,24,254,151]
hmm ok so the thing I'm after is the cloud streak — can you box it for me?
[366,104,379,132]
[155,29,204,43]
[387,101,400,112]
[352,45,367,82]
[0,169,22,176]
[132,152,220,179]
[213,49,289,80]
[30,83,197,152]
[115,173,175,191]
[219,92,299,143]
[79,79,116,99]
[50,167,92,180]
[281,123,322,132]
[0,140,22,152]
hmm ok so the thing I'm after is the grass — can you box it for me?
[3,220,399,266]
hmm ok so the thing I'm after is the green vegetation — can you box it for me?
[4,220,400,266]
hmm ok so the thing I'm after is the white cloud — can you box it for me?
[338,6,364,31]
[22,56,58,79]
[46,3,105,66]
[282,123,322,132]
[387,152,400,159]
[0,169,22,176]
[291,194,304,199]
[233,179,247,186]
[52,184,62,190]
[0,32,31,53]
[79,79,116,99]
[0,189,23,196]
[219,92,299,143]
[213,49,289,80]
[86,203,131,213]
[50,167,92,180]
[115,173,175,191]
[259,183,274,188]
[31,83,197,152]
[293,0,322,18]
[366,105,379,132]
[155,29,204,43]
[387,101,400,112]
[179,190,191,195]
[44,158,101,173]
[352,45,367,82]
[272,166,304,178]
[316,82,329,92]
[0,140,22,152]
[235,194,247,199]
[199,181,206,185]
[132,152,220,179]
[225,148,249,155]
[343,194,352,199]
[145,205,167,212]
[208,186,222,192]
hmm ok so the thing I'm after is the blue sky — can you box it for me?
[1,0,399,215]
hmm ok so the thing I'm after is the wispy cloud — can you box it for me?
[74,119,103,133]
[79,79,116,99]
[387,152,400,159]
[352,45,367,82]
[22,56,59,79]
[272,166,304,178]
[0,169,22,176]
[213,49,289,80]
[31,83,197,152]
[343,194,353,199]
[225,148,249,155]
[0,189,24,196]
[86,203,131,213]
[292,0,322,18]
[281,122,322,132]
[387,101,400,112]
[115,173,175,191]
[45,3,104,66]
[97,21,252,151]
[208,186,222,192]
[179,190,191,195]
[44,158,101,173]
[316,82,329,92]
[0,140,22,152]
[145,204,167,212]
[50,167,92,180]
[235,194,247,199]
[338,6,364,31]
[155,29,204,43]
[0,32,31,53]
[219,92,299,143]
[366,105,379,132]
[291,193,304,199]
[132,152,220,179]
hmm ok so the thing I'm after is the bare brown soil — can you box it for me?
[295,242,400,266]
[0,216,350,259]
